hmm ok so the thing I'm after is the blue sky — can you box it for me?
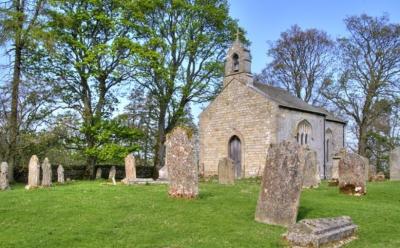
[229,0,400,74]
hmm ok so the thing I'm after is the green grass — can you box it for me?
[0,179,399,248]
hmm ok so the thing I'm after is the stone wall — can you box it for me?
[277,109,325,178]
[199,78,278,178]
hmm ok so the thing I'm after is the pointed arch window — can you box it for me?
[232,53,239,72]
[296,120,312,145]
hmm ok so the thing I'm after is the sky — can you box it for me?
[228,0,400,74]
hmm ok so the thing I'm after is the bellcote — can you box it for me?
[224,35,252,86]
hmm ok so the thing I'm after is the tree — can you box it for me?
[0,0,46,181]
[38,0,146,177]
[128,0,240,177]
[257,25,334,105]
[323,15,400,157]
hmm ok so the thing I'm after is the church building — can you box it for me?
[199,38,346,179]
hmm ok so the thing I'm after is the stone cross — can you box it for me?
[390,147,400,181]
[122,154,136,184]
[338,153,367,196]
[41,157,52,187]
[57,165,65,184]
[166,126,198,198]
[109,166,116,185]
[26,155,40,189]
[255,141,304,227]
[218,157,235,185]
[0,162,10,190]
[95,167,102,179]
[302,148,320,188]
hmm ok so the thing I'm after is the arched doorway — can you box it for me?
[229,136,242,178]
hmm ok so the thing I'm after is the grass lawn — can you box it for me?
[0,179,399,248]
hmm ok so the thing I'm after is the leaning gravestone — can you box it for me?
[302,148,320,188]
[26,155,40,189]
[95,168,102,179]
[57,165,65,184]
[0,162,10,190]
[390,147,400,181]
[338,153,367,196]
[218,157,235,185]
[41,157,52,187]
[283,216,358,248]
[255,141,304,227]
[166,126,198,198]
[109,166,116,185]
[122,154,136,184]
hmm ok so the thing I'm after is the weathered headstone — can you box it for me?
[255,141,304,227]
[390,147,400,181]
[26,155,40,189]
[370,171,385,182]
[158,166,168,181]
[109,166,116,185]
[95,167,102,179]
[368,163,377,181]
[329,149,347,186]
[166,126,198,198]
[41,157,52,187]
[122,154,136,184]
[283,216,358,248]
[0,162,10,190]
[302,148,320,188]
[57,165,65,184]
[218,157,235,185]
[338,153,367,196]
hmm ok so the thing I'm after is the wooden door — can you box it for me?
[229,136,242,178]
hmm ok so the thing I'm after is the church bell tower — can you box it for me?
[223,31,253,87]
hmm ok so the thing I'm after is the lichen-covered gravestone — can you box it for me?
[122,154,136,184]
[255,141,304,227]
[218,157,235,185]
[302,148,320,188]
[338,153,367,196]
[166,126,198,198]
[26,155,40,189]
[390,147,400,181]
[57,165,65,184]
[109,166,116,185]
[95,168,102,179]
[283,216,358,248]
[41,157,52,187]
[0,162,10,190]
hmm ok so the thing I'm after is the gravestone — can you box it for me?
[218,157,235,185]
[368,163,377,181]
[41,157,52,187]
[26,155,40,189]
[95,168,102,179]
[57,165,65,184]
[390,147,400,181]
[370,171,385,182]
[166,126,198,198]
[255,141,304,227]
[0,162,10,190]
[158,166,168,181]
[283,216,358,248]
[122,154,136,184]
[338,153,367,196]
[109,166,116,185]
[360,156,370,181]
[302,148,320,188]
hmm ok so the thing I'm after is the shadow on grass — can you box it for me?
[297,206,313,221]
[198,191,214,199]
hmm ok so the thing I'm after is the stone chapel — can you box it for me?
[199,38,346,179]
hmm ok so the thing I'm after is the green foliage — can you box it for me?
[1,180,400,247]
[82,117,143,164]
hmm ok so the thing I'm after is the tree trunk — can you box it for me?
[153,109,166,179]
[358,123,368,157]
[8,0,24,182]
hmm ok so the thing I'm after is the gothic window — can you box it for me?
[296,120,312,145]
[232,53,239,72]
[326,129,333,162]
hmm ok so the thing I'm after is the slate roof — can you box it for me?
[252,81,346,124]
